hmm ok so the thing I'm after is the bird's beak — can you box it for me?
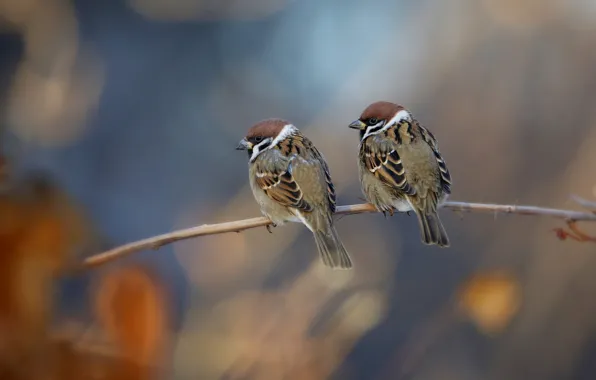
[236,138,252,150]
[348,120,366,130]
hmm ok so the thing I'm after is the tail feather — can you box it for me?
[416,210,450,247]
[313,226,352,269]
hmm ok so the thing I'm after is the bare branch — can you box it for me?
[571,194,596,212]
[82,201,596,269]
[553,220,596,243]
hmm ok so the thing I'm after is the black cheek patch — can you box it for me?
[367,125,384,134]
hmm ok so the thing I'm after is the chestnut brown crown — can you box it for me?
[359,101,406,122]
[245,118,290,140]
[237,118,294,154]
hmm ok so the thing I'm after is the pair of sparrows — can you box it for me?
[236,101,452,270]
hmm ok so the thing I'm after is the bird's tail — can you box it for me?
[313,224,352,269]
[415,210,450,247]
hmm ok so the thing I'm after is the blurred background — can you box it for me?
[1,0,596,379]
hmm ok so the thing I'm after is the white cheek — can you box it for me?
[249,138,273,162]
[362,110,412,140]
[270,124,298,147]
[249,148,260,162]
[362,121,386,140]
[392,110,411,124]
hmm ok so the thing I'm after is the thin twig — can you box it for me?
[571,194,596,213]
[81,200,596,269]
[553,220,596,242]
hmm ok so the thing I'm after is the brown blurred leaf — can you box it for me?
[458,271,521,336]
[0,175,93,377]
[94,264,171,369]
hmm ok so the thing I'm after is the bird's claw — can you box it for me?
[266,223,277,233]
[406,211,411,216]
[382,209,395,218]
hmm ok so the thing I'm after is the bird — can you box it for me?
[348,101,452,247]
[236,118,352,269]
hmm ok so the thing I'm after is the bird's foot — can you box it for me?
[382,209,395,218]
[406,211,411,216]
[266,223,277,233]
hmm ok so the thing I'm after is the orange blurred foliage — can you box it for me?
[94,264,172,377]
[0,175,95,378]
[457,271,522,336]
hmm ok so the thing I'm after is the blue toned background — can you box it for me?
[2,0,596,378]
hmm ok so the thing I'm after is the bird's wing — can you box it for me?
[417,122,452,195]
[273,133,336,215]
[253,149,313,212]
[301,141,336,213]
[361,134,416,196]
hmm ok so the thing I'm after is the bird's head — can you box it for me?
[349,101,412,140]
[237,118,296,162]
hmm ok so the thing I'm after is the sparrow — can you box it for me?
[349,101,452,247]
[236,118,352,269]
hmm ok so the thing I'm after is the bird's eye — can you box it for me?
[254,136,263,143]
[369,118,378,125]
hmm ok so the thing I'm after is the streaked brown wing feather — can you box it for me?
[417,123,452,194]
[253,133,336,215]
[255,164,313,212]
[361,138,416,196]
[274,133,336,214]
[307,143,336,213]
